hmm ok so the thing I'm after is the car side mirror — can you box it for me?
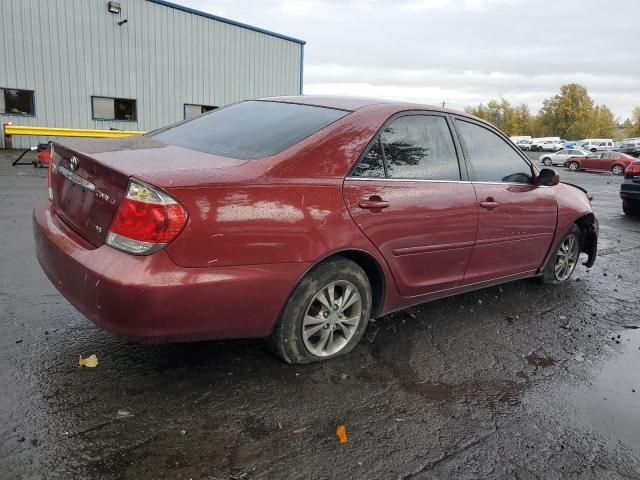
[537,168,559,186]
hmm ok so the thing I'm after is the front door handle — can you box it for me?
[479,198,499,210]
[359,197,389,210]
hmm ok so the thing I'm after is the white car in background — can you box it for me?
[530,137,563,151]
[539,149,591,166]
[577,139,615,152]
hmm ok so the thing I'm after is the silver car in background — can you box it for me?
[539,149,591,166]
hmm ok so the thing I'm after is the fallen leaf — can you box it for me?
[79,354,98,368]
[336,424,347,445]
[292,427,307,434]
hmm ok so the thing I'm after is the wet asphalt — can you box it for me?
[1,149,639,480]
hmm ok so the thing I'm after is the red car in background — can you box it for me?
[566,151,636,175]
[33,97,598,363]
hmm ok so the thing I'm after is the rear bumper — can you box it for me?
[620,187,640,201]
[33,201,310,342]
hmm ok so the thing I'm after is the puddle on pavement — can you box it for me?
[567,329,640,448]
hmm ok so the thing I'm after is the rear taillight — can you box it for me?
[626,163,640,175]
[106,179,188,255]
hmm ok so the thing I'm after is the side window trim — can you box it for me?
[450,115,535,184]
[347,110,468,181]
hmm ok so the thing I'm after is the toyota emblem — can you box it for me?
[69,156,79,171]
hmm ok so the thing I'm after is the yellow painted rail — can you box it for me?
[3,124,145,138]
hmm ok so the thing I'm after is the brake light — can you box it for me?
[626,163,640,175]
[106,179,188,255]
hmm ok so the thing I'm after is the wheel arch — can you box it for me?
[289,249,387,319]
[574,212,597,267]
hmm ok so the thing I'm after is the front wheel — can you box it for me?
[612,165,624,175]
[270,257,372,364]
[542,158,552,166]
[540,225,582,284]
[568,161,579,171]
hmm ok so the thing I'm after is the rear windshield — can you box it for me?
[150,100,349,160]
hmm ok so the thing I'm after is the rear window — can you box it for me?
[150,100,348,160]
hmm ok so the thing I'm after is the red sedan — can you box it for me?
[566,151,636,175]
[34,97,598,363]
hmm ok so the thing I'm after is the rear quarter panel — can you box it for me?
[162,105,398,269]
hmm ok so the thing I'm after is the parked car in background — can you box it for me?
[530,137,563,151]
[32,96,599,363]
[621,160,640,215]
[577,139,615,152]
[566,151,636,175]
[515,139,532,150]
[563,140,578,148]
[540,140,564,151]
[540,149,590,166]
[614,140,640,158]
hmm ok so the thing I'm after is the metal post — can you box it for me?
[2,123,12,149]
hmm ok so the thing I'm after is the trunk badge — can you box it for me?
[69,156,79,171]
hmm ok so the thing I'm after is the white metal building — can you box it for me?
[0,0,305,148]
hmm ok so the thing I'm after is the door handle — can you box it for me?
[479,199,499,210]
[359,197,389,210]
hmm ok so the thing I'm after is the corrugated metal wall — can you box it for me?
[0,0,304,148]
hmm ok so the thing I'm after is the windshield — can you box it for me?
[150,100,349,160]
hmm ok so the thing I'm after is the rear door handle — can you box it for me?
[359,198,389,210]
[479,200,499,210]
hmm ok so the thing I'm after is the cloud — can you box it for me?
[181,0,640,118]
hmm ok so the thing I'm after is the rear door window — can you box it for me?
[454,119,532,184]
[352,138,385,178]
[380,115,460,180]
[150,101,348,160]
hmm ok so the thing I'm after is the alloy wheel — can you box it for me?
[302,280,362,357]
[612,165,624,175]
[554,235,579,282]
[569,162,579,171]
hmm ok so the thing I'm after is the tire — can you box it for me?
[568,161,579,171]
[542,158,552,166]
[623,199,640,216]
[590,148,597,153]
[612,164,624,175]
[540,224,583,285]
[269,257,372,364]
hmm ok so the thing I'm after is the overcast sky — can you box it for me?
[180,0,640,119]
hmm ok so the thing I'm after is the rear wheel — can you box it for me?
[270,257,372,364]
[590,148,597,152]
[540,225,582,284]
[623,199,640,216]
[568,161,580,171]
[612,164,624,175]
[542,158,552,166]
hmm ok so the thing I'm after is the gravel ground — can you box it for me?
[1,149,639,479]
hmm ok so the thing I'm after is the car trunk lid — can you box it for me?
[50,136,247,247]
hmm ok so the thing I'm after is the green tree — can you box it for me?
[465,98,532,136]
[536,83,594,139]
[624,106,640,137]
[590,105,616,138]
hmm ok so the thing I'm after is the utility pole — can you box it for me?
[441,101,447,108]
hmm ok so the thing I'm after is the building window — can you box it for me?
[1,88,35,116]
[92,96,137,121]
[184,103,217,120]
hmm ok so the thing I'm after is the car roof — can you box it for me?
[258,95,472,118]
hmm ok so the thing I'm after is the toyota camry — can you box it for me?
[34,96,598,363]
